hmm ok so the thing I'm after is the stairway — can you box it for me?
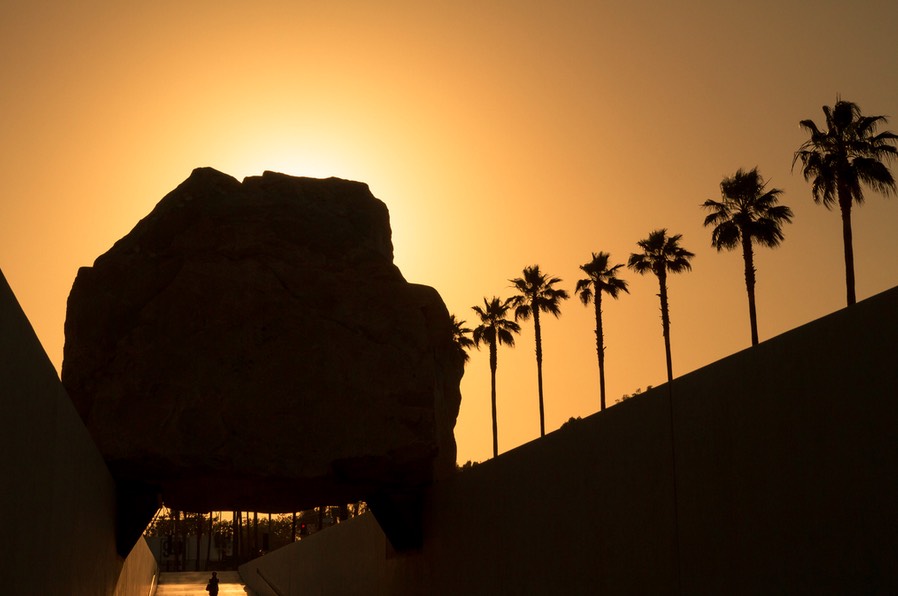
[154,571,249,595]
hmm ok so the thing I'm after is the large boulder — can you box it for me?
[62,168,463,551]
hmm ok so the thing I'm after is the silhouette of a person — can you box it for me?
[206,571,220,595]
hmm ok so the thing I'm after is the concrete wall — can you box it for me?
[113,538,159,596]
[241,514,389,596]
[665,286,898,594]
[239,285,898,595]
[0,269,156,595]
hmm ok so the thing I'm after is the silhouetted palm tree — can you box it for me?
[702,167,793,346]
[471,296,521,457]
[793,97,898,305]
[628,230,694,384]
[450,314,475,363]
[509,265,570,437]
[575,252,629,411]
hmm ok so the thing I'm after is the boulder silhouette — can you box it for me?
[62,168,463,552]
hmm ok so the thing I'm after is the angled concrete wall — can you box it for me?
[241,514,389,595]
[0,270,157,595]
[668,286,898,594]
[113,538,159,596]
[240,285,898,595]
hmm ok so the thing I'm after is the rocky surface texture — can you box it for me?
[62,168,463,551]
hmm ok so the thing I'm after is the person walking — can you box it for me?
[205,571,220,595]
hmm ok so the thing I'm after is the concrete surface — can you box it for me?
[0,268,158,595]
[155,571,247,595]
[113,537,159,596]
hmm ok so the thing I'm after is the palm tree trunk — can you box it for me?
[594,291,606,411]
[657,273,673,384]
[533,308,545,437]
[741,234,759,345]
[233,510,240,561]
[291,512,297,542]
[253,511,259,554]
[195,513,202,571]
[205,512,213,570]
[839,194,856,306]
[490,342,498,458]
[171,510,182,571]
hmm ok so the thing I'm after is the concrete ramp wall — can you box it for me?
[241,514,389,595]
[0,270,157,595]
[241,285,898,595]
[113,538,159,596]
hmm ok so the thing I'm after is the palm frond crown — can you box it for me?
[792,98,898,210]
[471,297,521,349]
[627,229,695,277]
[575,252,629,305]
[701,167,793,251]
[450,314,475,362]
[508,264,570,320]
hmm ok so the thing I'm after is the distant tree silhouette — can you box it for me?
[450,314,475,363]
[614,385,655,405]
[471,296,521,458]
[793,97,898,305]
[575,252,629,411]
[702,167,793,346]
[456,460,480,472]
[559,416,583,430]
[509,265,570,437]
[628,230,694,384]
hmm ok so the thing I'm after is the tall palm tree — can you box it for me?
[575,252,629,411]
[449,314,475,363]
[793,97,898,305]
[702,167,793,346]
[509,265,570,437]
[627,229,694,384]
[471,296,521,458]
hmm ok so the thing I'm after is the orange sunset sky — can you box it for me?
[2,1,897,466]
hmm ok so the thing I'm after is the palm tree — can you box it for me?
[627,229,694,384]
[575,252,629,411]
[471,296,521,458]
[449,314,475,363]
[702,167,793,346]
[793,97,898,305]
[509,265,570,437]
